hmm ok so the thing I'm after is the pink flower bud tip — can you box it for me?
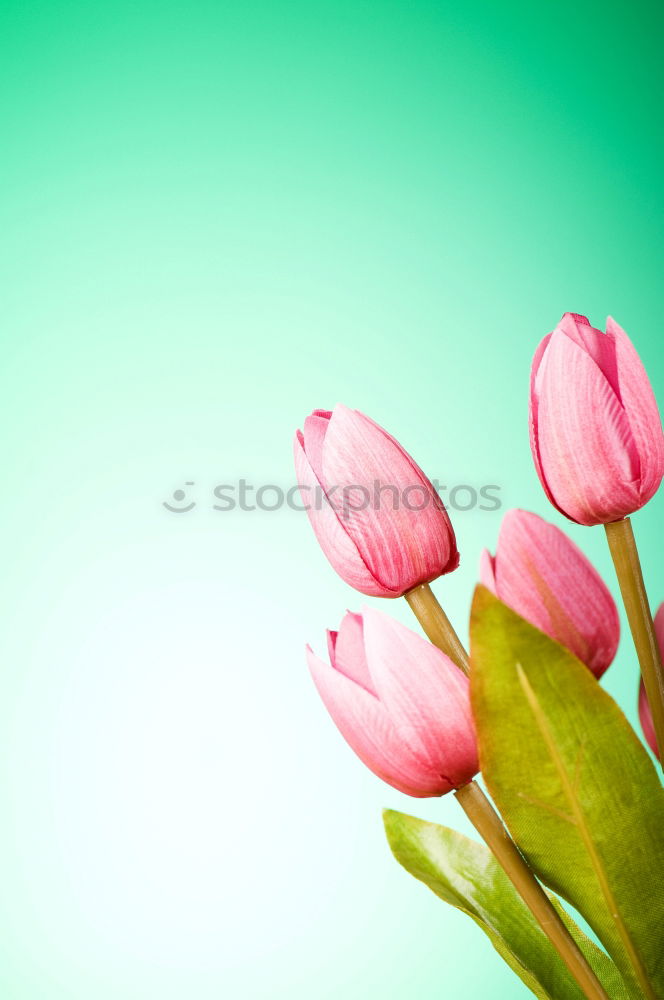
[294,404,458,596]
[307,606,478,797]
[529,313,664,526]
[480,509,619,678]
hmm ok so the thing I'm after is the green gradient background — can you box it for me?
[1,1,663,997]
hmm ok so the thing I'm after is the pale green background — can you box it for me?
[1,1,662,997]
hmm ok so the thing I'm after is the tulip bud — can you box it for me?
[307,606,478,797]
[638,603,664,759]
[480,509,619,678]
[294,405,458,597]
[529,313,664,526]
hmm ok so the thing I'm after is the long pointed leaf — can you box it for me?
[470,586,664,1000]
[384,809,630,999]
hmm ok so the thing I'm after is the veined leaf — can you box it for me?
[470,586,664,1000]
[384,809,630,1000]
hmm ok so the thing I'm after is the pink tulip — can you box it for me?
[638,603,663,759]
[307,606,478,797]
[294,405,458,597]
[529,313,664,526]
[480,509,619,678]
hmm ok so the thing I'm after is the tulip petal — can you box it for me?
[607,317,664,506]
[326,629,337,663]
[639,602,664,759]
[529,333,564,515]
[493,510,619,677]
[655,602,664,655]
[361,608,478,789]
[535,329,640,525]
[294,432,392,596]
[479,549,497,592]
[331,612,376,695]
[306,646,447,796]
[320,405,458,593]
[558,313,621,396]
[302,411,332,485]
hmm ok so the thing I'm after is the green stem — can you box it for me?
[404,583,470,675]
[456,781,611,1000]
[605,517,664,762]
[405,587,611,1000]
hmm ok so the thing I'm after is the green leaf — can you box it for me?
[384,809,629,1000]
[470,586,664,1000]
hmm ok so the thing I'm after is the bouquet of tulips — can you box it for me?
[294,313,664,1000]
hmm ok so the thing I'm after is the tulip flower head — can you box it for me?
[529,313,664,526]
[480,509,619,678]
[307,606,478,797]
[294,405,459,597]
[638,603,664,759]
